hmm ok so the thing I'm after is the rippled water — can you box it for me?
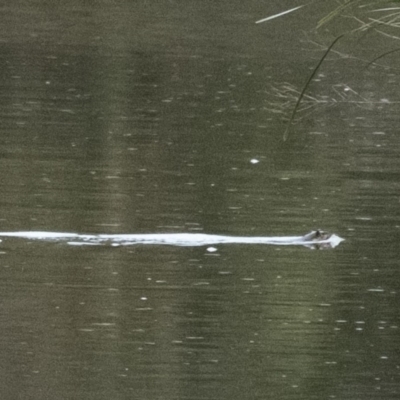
[1,1,400,399]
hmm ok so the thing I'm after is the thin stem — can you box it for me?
[284,34,344,140]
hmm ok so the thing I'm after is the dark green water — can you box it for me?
[1,1,400,399]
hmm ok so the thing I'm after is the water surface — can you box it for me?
[1,1,400,399]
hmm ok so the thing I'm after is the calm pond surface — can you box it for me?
[1,1,400,399]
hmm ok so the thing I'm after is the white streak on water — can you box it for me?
[255,5,304,24]
[0,231,344,248]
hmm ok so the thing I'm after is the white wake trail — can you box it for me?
[0,230,344,249]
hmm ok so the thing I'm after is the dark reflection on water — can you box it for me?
[1,1,400,399]
[2,241,400,400]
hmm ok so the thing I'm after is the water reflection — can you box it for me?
[1,1,400,400]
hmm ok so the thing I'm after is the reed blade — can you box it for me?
[364,47,400,69]
[255,5,304,24]
[284,34,344,140]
